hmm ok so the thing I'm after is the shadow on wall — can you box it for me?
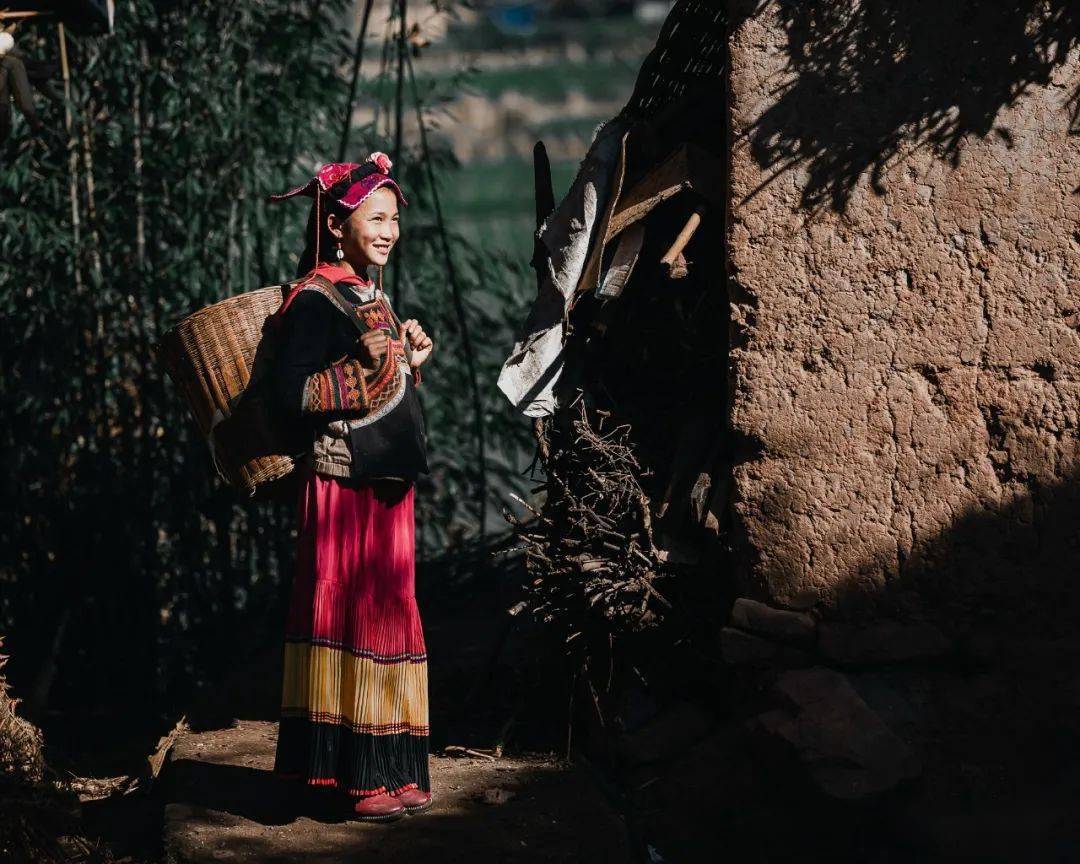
[749,462,1080,620]
[897,468,1080,616]
[741,0,1080,212]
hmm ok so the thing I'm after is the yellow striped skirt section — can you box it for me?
[280,641,429,736]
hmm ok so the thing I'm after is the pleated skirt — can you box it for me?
[273,467,430,797]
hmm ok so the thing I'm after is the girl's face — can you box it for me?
[331,186,400,269]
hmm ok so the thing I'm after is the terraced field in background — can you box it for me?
[421,12,660,260]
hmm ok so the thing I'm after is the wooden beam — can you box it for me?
[0,10,54,20]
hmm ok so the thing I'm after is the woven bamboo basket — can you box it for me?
[157,285,296,496]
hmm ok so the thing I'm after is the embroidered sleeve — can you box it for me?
[301,357,371,414]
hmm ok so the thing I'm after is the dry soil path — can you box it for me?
[160,720,631,863]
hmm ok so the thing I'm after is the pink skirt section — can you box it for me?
[285,469,426,658]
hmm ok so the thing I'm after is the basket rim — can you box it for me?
[159,283,288,341]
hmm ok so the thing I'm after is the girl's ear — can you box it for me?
[327,213,346,240]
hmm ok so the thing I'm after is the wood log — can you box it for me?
[661,206,705,268]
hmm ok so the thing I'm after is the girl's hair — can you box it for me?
[295,192,353,278]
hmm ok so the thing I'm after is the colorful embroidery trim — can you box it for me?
[302,358,370,413]
[296,285,409,418]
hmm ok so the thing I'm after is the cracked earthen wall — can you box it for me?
[726,2,1080,614]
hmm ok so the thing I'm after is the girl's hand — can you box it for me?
[358,330,389,371]
[401,319,433,368]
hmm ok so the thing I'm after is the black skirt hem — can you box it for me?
[274,717,430,796]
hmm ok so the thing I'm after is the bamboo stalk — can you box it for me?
[391,0,406,169]
[233,5,250,295]
[370,6,395,138]
[79,106,104,286]
[337,0,375,162]
[58,21,82,293]
[406,43,488,538]
[274,0,323,263]
[132,30,146,273]
[390,0,406,303]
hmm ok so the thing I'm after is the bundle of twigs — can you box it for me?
[0,637,146,863]
[0,637,43,785]
[507,398,671,643]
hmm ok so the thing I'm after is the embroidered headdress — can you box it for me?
[269,152,408,210]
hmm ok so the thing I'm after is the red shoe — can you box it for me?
[396,788,433,814]
[353,792,405,822]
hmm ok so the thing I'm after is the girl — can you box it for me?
[268,154,433,822]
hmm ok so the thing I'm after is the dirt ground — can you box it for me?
[29,537,1080,864]
[145,549,640,864]
[160,720,630,864]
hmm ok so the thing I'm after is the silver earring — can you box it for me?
[335,243,344,261]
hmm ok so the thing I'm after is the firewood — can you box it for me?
[661,205,706,270]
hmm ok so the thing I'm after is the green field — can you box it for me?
[372,55,641,106]
[444,158,585,261]
[429,11,658,263]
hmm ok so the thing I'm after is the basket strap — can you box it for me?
[328,283,415,368]
[322,280,412,358]
[324,280,408,382]
[279,275,408,400]
[324,280,374,337]
[277,272,337,319]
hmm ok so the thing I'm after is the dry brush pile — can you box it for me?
[0,637,147,863]
[0,638,44,785]
[506,397,673,651]
[0,636,61,862]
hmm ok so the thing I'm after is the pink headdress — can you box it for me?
[268,152,409,210]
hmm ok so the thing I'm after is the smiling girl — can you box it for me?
[267,154,434,822]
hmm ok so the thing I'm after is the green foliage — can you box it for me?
[0,0,534,713]
[446,157,581,260]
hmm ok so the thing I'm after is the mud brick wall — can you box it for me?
[726,1,1080,613]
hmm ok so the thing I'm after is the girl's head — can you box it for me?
[271,153,408,277]
[327,185,400,270]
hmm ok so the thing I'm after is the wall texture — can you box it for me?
[726,1,1080,614]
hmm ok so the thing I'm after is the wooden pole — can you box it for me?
[391,0,406,303]
[58,21,82,293]
[533,141,555,228]
[531,140,554,277]
[0,10,51,20]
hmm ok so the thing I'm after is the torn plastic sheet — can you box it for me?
[497,116,630,417]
